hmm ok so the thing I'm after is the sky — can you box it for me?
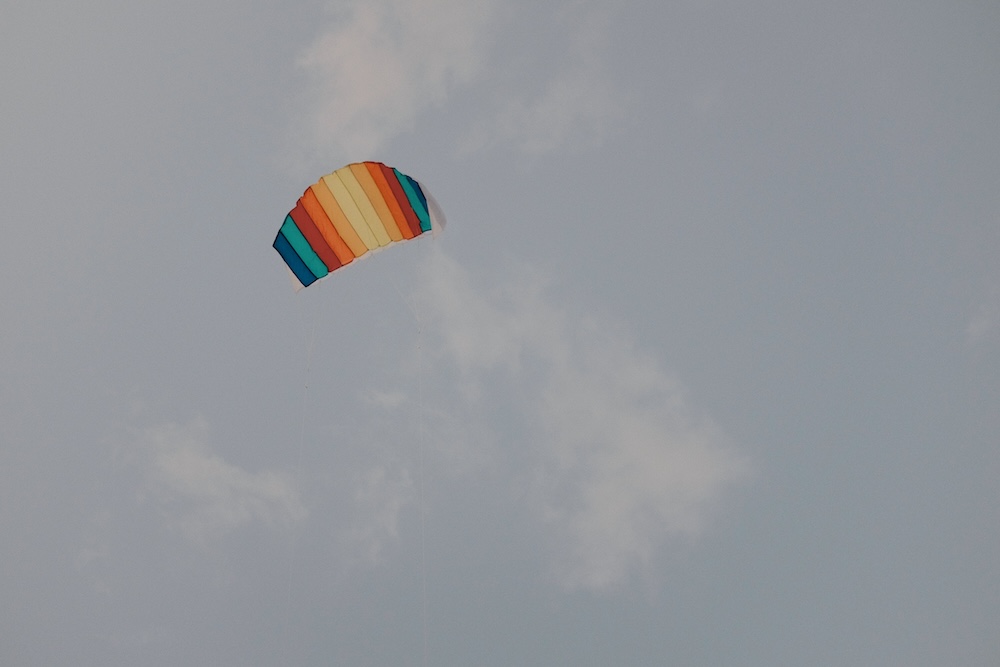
[2,0,999,665]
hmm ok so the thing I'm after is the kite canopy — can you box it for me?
[273,162,445,288]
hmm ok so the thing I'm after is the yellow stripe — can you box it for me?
[336,166,392,247]
[310,182,367,258]
[350,163,403,242]
[321,173,379,251]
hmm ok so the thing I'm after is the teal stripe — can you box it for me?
[281,215,328,279]
[394,168,431,233]
[274,232,318,287]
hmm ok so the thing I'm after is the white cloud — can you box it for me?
[294,0,622,160]
[460,5,624,156]
[296,0,497,157]
[364,388,409,409]
[417,249,748,591]
[460,64,622,156]
[345,464,414,565]
[967,286,1000,344]
[136,419,306,542]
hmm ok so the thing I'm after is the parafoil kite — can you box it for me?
[273,162,444,288]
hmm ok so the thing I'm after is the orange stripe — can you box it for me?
[310,180,367,258]
[301,188,354,266]
[367,162,414,240]
[378,163,423,237]
[350,163,403,242]
[289,202,342,272]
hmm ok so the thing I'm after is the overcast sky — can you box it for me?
[2,1,998,665]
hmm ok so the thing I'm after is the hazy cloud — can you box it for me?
[296,0,497,157]
[417,250,748,591]
[460,5,624,155]
[967,286,1000,344]
[345,464,414,565]
[137,419,306,542]
[296,0,621,160]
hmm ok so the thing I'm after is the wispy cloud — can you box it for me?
[460,5,624,156]
[967,285,1000,344]
[295,0,622,160]
[296,0,497,158]
[136,419,306,543]
[416,249,748,591]
[345,464,414,565]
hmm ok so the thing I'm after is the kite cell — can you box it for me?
[273,162,445,288]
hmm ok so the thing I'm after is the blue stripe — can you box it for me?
[394,168,431,233]
[274,232,318,287]
[280,215,329,279]
[406,176,431,232]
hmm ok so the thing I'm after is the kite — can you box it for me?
[273,162,445,288]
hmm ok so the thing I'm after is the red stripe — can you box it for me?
[289,202,342,272]
[377,163,423,237]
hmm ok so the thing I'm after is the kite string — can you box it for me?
[390,271,428,667]
[417,289,428,667]
[280,293,321,667]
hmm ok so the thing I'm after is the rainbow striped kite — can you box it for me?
[274,162,444,289]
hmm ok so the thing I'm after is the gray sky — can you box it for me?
[3,1,998,665]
